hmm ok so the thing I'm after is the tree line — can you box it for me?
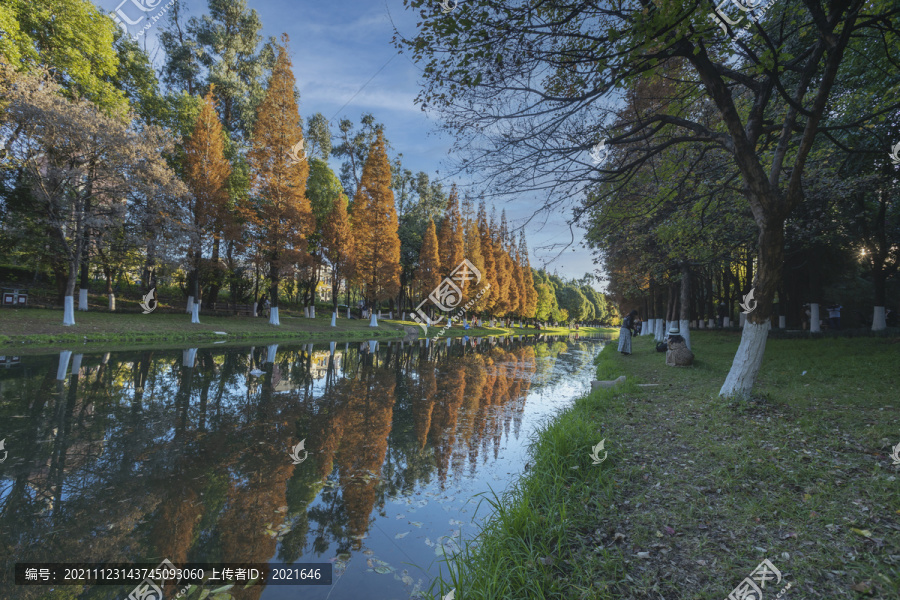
[0,0,615,328]
[396,0,900,396]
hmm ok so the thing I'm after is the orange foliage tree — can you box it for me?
[350,130,401,308]
[321,194,356,313]
[183,87,231,315]
[244,37,311,324]
[413,218,442,300]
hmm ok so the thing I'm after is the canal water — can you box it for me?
[0,333,608,599]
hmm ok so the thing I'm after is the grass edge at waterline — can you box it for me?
[427,343,630,599]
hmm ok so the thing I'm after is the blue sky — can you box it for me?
[111,0,603,287]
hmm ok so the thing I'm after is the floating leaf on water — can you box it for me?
[374,566,392,574]
[395,531,409,539]
[209,585,234,594]
[424,538,435,547]
[435,545,445,556]
[367,559,374,569]
[396,514,405,519]
[363,549,375,556]
[449,519,464,525]
[410,521,424,528]
[402,574,414,586]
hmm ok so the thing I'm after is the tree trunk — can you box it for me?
[207,237,222,305]
[269,264,280,325]
[679,263,692,350]
[63,256,78,326]
[872,263,887,331]
[719,219,781,397]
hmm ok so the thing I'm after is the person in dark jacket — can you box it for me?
[618,310,638,355]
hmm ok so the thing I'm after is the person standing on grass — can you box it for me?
[828,304,842,330]
[618,309,638,355]
[258,294,267,318]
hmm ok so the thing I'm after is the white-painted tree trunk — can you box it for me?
[389,311,393,319]
[303,306,309,318]
[643,318,652,336]
[809,303,820,333]
[252,302,258,317]
[186,296,194,314]
[71,353,83,374]
[78,288,88,311]
[463,317,468,327]
[108,294,115,311]
[723,317,731,328]
[191,301,201,324]
[739,312,746,327]
[446,337,451,347]
[369,340,377,353]
[402,312,406,321]
[719,319,770,398]
[102,352,110,364]
[269,306,280,325]
[369,313,378,327]
[698,319,705,329]
[266,344,278,363]
[57,351,72,380]
[346,307,350,319]
[63,296,75,326]
[331,312,337,327]
[708,318,715,328]
[679,319,692,350]
[872,306,886,331]
[655,319,665,341]
[330,341,336,355]
[182,348,197,367]
[779,315,786,329]
[311,306,316,318]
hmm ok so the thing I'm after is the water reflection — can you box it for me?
[0,334,606,599]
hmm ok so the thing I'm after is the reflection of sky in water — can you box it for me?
[0,334,608,599]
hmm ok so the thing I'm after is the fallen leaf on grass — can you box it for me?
[636,551,650,559]
[664,526,675,535]
[850,528,873,538]
[851,581,873,594]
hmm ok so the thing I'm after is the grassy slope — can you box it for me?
[0,307,604,351]
[436,330,900,599]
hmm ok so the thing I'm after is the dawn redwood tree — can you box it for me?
[438,186,465,277]
[0,66,185,326]
[351,130,401,309]
[245,38,311,325]
[183,87,231,322]
[477,200,498,314]
[490,209,510,317]
[321,193,356,315]
[413,219,442,302]
[519,232,538,318]
[398,0,900,397]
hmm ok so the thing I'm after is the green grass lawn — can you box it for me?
[0,306,604,351]
[436,330,900,599]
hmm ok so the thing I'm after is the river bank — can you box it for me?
[435,331,900,599]
[0,307,609,352]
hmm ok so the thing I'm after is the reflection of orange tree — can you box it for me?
[428,362,466,487]
[335,364,395,546]
[412,365,436,451]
